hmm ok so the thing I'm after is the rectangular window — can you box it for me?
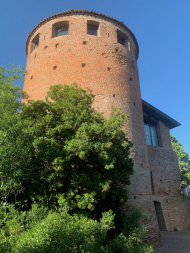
[87,21,99,36]
[30,34,39,53]
[56,25,68,36]
[144,124,159,146]
[117,30,127,46]
[52,21,69,38]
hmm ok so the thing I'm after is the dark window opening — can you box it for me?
[150,171,155,194]
[144,123,159,146]
[117,30,127,46]
[30,34,39,53]
[118,34,125,45]
[154,201,167,231]
[52,21,69,38]
[87,21,99,36]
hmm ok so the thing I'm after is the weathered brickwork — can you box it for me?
[24,10,190,248]
[183,197,190,225]
[157,121,172,150]
[147,141,189,231]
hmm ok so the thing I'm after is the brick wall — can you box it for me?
[157,120,172,150]
[183,197,190,226]
[147,123,189,231]
[23,11,161,247]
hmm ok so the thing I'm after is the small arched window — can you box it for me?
[52,21,69,38]
[87,20,99,36]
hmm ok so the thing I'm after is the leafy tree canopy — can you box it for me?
[0,64,27,131]
[0,65,152,252]
[170,133,190,185]
[0,83,133,221]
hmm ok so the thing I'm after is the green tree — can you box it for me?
[0,67,152,252]
[0,83,134,231]
[0,64,27,131]
[170,133,190,185]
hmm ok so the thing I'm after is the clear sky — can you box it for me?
[0,0,190,155]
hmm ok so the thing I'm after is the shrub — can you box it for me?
[0,199,152,253]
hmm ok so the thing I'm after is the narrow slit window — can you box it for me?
[150,171,155,194]
[87,21,99,36]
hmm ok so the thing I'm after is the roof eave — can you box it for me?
[142,99,181,130]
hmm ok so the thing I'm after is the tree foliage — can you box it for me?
[0,65,152,252]
[1,84,133,217]
[0,64,27,131]
[0,197,152,253]
[170,133,190,185]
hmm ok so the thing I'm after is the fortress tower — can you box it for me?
[23,9,161,247]
[23,10,189,247]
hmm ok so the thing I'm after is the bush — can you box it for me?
[0,78,153,252]
[0,199,152,253]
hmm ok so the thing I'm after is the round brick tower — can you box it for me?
[23,10,161,247]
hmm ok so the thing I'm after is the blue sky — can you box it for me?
[0,0,190,155]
